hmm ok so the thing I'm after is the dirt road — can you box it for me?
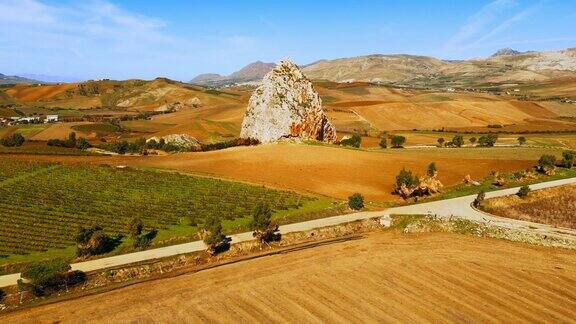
[3,231,576,323]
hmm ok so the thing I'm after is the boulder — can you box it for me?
[240,59,337,144]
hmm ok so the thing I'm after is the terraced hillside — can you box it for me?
[0,159,313,256]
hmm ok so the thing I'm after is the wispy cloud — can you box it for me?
[444,0,516,50]
[0,0,259,80]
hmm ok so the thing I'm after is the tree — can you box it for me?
[76,137,91,150]
[379,136,387,149]
[473,191,485,208]
[75,225,119,256]
[1,133,25,147]
[469,137,477,145]
[66,132,77,147]
[437,137,445,147]
[390,135,406,148]
[517,185,531,198]
[21,259,71,295]
[427,162,437,177]
[340,134,361,148]
[126,216,144,238]
[517,136,527,146]
[477,134,498,147]
[562,150,575,168]
[452,135,464,148]
[538,154,557,172]
[348,193,364,210]
[395,168,419,189]
[203,215,229,254]
[250,203,279,242]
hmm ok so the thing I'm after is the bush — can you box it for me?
[538,154,557,171]
[427,162,437,177]
[395,168,419,189]
[340,134,361,148]
[76,137,91,149]
[517,136,527,146]
[348,193,364,210]
[126,216,144,238]
[379,136,387,149]
[469,137,477,145]
[487,124,503,128]
[562,150,575,168]
[390,135,406,148]
[517,185,531,198]
[47,132,81,149]
[75,225,120,256]
[477,134,498,147]
[451,135,464,148]
[1,133,25,147]
[22,259,71,295]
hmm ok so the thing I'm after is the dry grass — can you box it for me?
[483,183,576,229]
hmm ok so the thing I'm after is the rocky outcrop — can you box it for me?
[147,134,202,151]
[240,60,337,144]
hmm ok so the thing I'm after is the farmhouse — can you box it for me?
[45,115,59,123]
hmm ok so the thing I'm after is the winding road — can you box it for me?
[1,177,575,288]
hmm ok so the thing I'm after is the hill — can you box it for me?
[0,73,42,85]
[190,61,275,86]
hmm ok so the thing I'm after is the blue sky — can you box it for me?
[0,0,574,81]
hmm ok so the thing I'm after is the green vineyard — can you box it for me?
[0,159,313,257]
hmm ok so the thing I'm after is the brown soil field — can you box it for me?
[482,183,576,229]
[5,231,576,323]
[4,145,560,201]
[28,122,94,141]
[130,144,538,201]
[5,84,77,102]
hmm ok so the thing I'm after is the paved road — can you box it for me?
[1,177,575,288]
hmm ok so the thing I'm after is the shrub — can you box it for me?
[437,137,445,147]
[469,137,477,145]
[1,133,25,147]
[395,168,419,189]
[76,137,91,150]
[22,259,71,295]
[538,154,557,171]
[473,191,485,208]
[340,134,361,148]
[427,162,437,177]
[47,132,79,148]
[477,134,498,147]
[517,185,531,198]
[390,135,406,148]
[127,216,144,238]
[451,135,464,148]
[487,124,503,128]
[348,193,364,210]
[75,225,119,256]
[517,136,527,146]
[562,150,575,168]
[379,136,387,149]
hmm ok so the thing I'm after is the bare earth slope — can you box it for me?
[5,231,576,323]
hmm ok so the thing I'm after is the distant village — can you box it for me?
[0,114,59,126]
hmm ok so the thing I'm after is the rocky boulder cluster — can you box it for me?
[240,60,337,144]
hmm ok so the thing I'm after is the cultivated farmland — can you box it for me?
[0,159,313,257]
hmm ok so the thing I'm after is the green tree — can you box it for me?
[348,193,364,210]
[379,136,387,149]
[340,134,362,148]
[427,162,438,177]
[538,154,557,171]
[127,216,144,238]
[76,137,91,150]
[517,136,527,146]
[390,135,406,148]
[203,215,227,253]
[250,202,279,242]
[395,168,419,189]
[0,133,25,147]
[477,134,498,147]
[517,185,531,198]
[562,150,575,168]
[22,259,71,290]
[452,135,464,148]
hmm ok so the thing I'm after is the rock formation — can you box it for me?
[147,134,202,151]
[240,60,337,144]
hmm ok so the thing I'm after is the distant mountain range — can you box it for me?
[190,61,275,86]
[0,73,42,85]
[192,47,576,88]
[18,74,81,83]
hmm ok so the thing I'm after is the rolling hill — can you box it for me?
[190,61,275,86]
[0,73,42,85]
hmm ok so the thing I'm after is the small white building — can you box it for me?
[45,115,59,123]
